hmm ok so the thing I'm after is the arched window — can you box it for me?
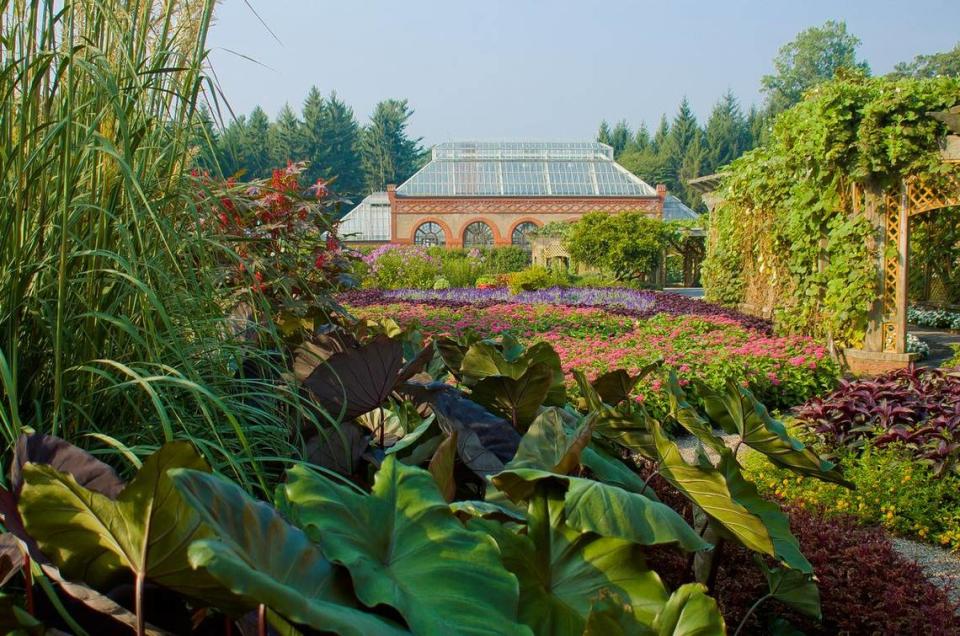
[462,221,494,248]
[414,221,445,246]
[511,222,539,250]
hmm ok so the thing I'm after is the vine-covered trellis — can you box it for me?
[698,74,960,370]
[868,172,960,353]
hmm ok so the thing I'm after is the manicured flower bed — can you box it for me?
[342,286,773,332]
[343,287,837,411]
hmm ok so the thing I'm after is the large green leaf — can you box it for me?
[756,558,821,619]
[652,583,727,635]
[580,446,661,502]
[698,381,853,487]
[170,469,408,635]
[524,342,567,406]
[18,442,233,604]
[665,374,727,456]
[284,457,528,636]
[574,371,658,461]
[474,486,668,635]
[506,408,592,475]
[470,363,554,430]
[651,421,812,573]
[591,360,662,406]
[460,341,528,384]
[491,469,709,552]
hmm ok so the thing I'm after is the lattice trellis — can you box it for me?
[877,173,960,352]
[880,192,903,352]
[907,173,960,215]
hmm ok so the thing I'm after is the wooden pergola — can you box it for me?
[692,109,960,372]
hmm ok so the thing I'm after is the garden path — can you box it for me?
[674,432,960,609]
[663,287,705,298]
[910,324,960,368]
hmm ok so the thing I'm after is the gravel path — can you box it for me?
[673,433,960,607]
[891,537,960,607]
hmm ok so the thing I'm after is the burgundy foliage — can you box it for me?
[645,501,960,634]
[793,367,960,473]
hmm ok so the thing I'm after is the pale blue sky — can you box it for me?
[207,0,960,144]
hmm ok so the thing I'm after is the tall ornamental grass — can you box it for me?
[0,0,311,490]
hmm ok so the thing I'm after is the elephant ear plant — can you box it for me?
[0,331,852,634]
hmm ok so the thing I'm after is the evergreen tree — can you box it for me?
[704,91,750,172]
[610,120,632,157]
[268,103,303,167]
[302,88,364,196]
[216,115,247,177]
[634,122,650,152]
[244,106,271,179]
[359,99,425,193]
[668,98,700,159]
[651,115,670,154]
[746,105,767,148]
[677,133,707,209]
[597,120,612,146]
[191,105,220,171]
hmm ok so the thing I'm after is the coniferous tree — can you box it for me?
[302,88,364,196]
[359,99,425,193]
[216,115,247,177]
[651,115,670,154]
[244,106,271,179]
[704,91,750,173]
[634,122,650,152]
[268,103,303,167]
[610,120,632,157]
[597,120,612,146]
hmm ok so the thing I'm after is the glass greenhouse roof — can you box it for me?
[397,142,658,198]
[339,192,391,241]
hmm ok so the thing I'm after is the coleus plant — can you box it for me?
[793,366,960,476]
[1,328,851,635]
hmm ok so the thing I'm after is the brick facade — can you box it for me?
[387,185,664,247]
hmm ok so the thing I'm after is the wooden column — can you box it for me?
[894,185,910,353]
[861,184,887,352]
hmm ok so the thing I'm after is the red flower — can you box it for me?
[314,253,326,269]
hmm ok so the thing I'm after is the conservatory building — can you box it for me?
[339,141,667,248]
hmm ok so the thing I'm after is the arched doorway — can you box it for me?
[463,221,494,248]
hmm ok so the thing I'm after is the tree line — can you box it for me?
[598,21,960,210]
[197,90,427,199]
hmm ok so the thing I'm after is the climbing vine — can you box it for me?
[703,72,960,346]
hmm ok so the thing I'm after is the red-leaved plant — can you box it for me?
[793,367,960,476]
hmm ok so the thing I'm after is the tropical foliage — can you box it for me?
[0,316,859,634]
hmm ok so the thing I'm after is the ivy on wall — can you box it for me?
[703,72,960,346]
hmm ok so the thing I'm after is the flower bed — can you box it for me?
[342,286,773,332]
[343,288,836,411]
